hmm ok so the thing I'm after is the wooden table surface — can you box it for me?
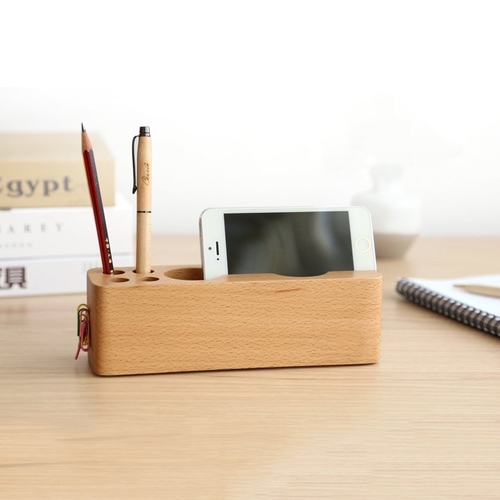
[1,235,500,499]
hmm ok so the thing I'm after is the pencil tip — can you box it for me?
[81,123,85,132]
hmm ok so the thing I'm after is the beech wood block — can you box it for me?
[86,266,383,376]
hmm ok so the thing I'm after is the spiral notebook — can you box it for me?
[396,274,500,337]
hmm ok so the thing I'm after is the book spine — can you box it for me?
[0,196,133,259]
[0,134,115,208]
[0,254,133,297]
[396,278,500,337]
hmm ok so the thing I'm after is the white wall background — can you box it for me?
[1,0,499,236]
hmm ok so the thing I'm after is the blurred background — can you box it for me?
[1,0,499,236]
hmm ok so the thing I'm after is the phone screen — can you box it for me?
[224,211,354,277]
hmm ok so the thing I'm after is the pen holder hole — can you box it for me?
[164,267,204,281]
[113,270,126,275]
[109,277,129,283]
[138,276,160,282]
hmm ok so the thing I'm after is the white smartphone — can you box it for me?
[199,206,377,279]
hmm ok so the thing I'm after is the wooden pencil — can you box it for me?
[453,283,500,298]
[81,123,114,275]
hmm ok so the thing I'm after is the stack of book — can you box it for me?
[0,132,134,297]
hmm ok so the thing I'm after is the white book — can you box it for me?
[0,192,133,259]
[0,253,133,297]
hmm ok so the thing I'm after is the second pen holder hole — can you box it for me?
[110,277,129,283]
[164,267,204,281]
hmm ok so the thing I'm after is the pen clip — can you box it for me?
[131,134,140,194]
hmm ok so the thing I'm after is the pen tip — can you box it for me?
[81,123,85,132]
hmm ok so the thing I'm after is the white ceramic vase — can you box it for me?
[351,164,421,259]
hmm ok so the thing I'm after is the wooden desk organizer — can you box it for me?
[86,266,383,376]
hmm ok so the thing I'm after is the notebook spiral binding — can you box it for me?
[396,278,500,337]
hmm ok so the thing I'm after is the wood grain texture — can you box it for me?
[3,236,500,499]
[87,267,382,375]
